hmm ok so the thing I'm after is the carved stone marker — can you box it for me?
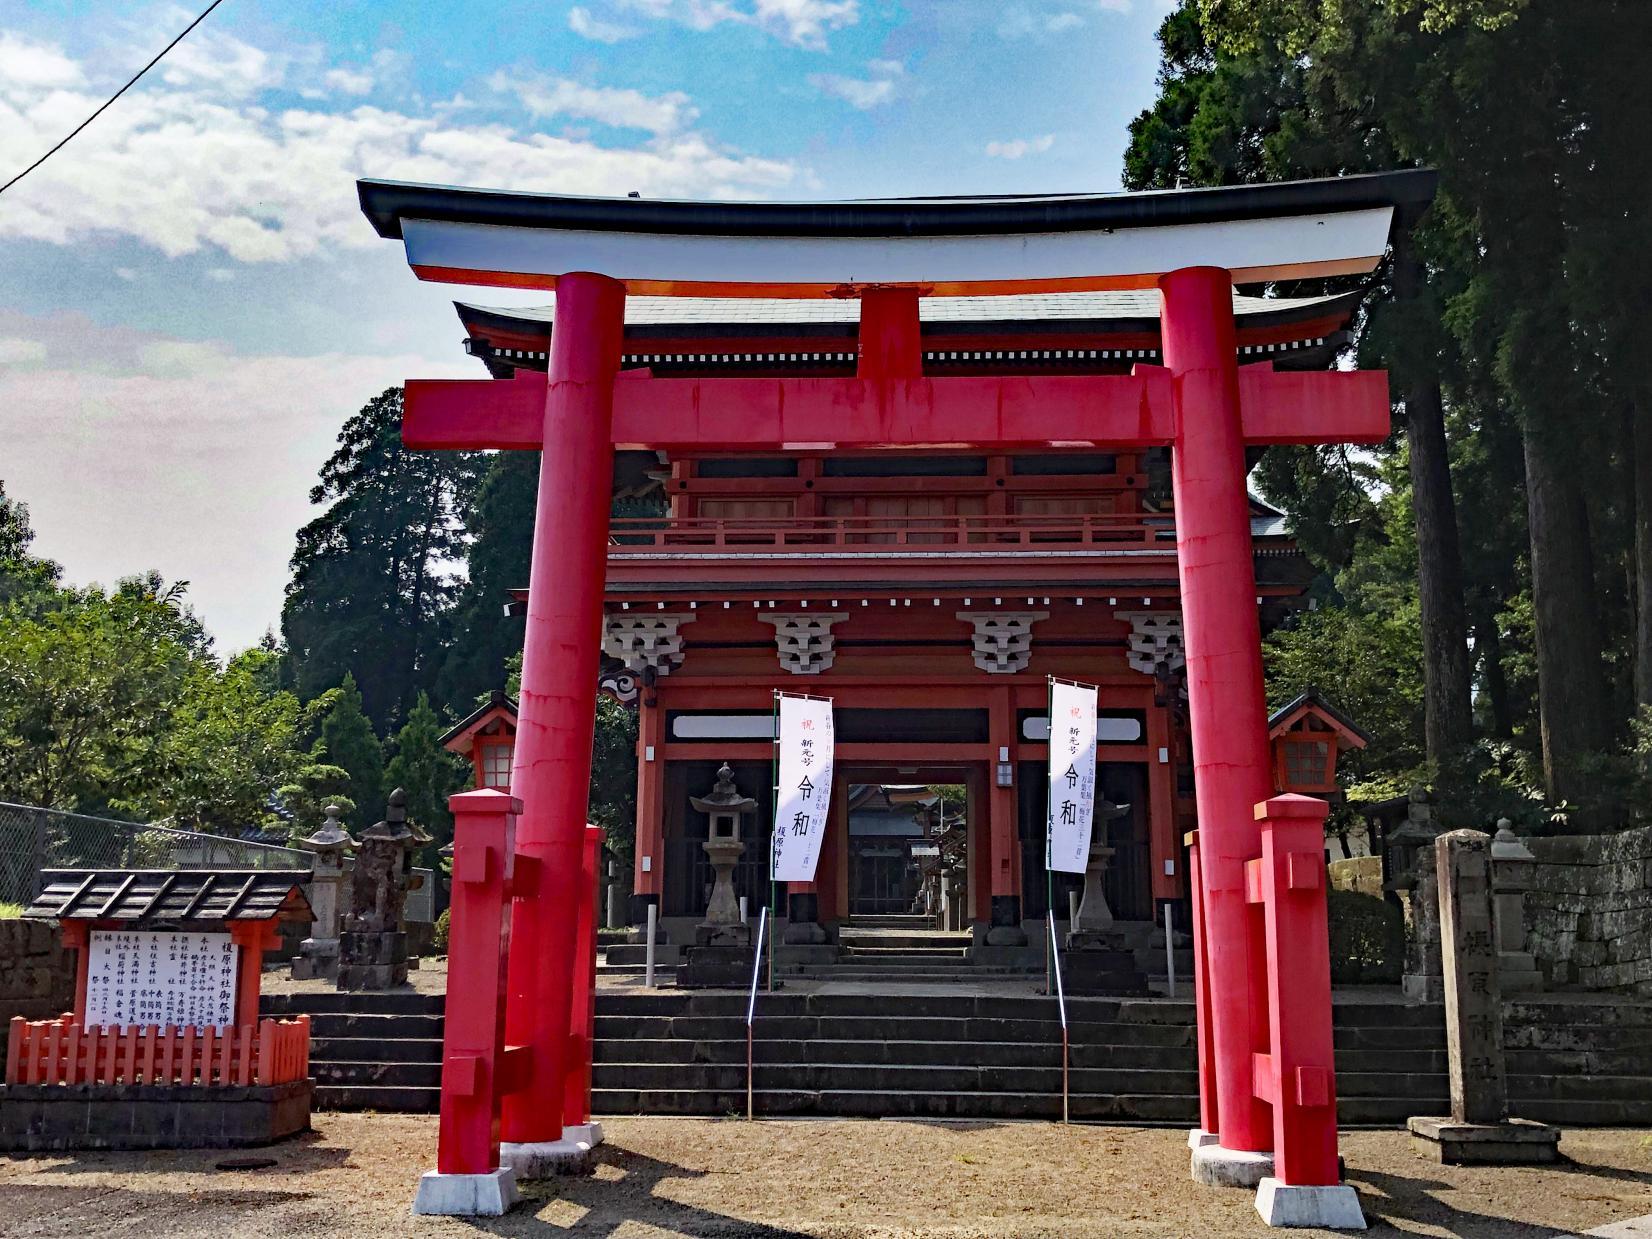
[337,789,425,991]
[1490,819,1542,993]
[1408,828,1559,1163]
[1393,786,1444,1003]
[293,805,354,981]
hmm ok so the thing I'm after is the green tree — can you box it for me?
[320,672,385,830]
[385,691,465,866]
[277,757,356,839]
[282,387,481,730]
[0,481,60,603]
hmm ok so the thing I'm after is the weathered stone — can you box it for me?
[1406,1116,1560,1165]
[0,1081,311,1151]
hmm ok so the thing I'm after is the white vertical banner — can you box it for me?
[771,693,835,882]
[1047,679,1099,874]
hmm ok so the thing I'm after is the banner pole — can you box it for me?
[1045,675,1055,995]
[769,691,779,994]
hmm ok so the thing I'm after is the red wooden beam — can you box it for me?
[403,363,1388,452]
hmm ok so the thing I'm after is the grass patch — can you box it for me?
[0,901,24,919]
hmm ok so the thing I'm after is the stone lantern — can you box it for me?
[1063,799,1148,995]
[293,804,355,981]
[1069,798,1131,940]
[1491,819,1542,993]
[690,763,755,948]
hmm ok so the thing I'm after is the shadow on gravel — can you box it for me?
[1349,1165,1588,1238]
[494,1148,818,1238]
[18,1129,353,1177]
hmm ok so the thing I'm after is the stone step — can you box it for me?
[261,991,444,1016]
[593,1061,1204,1095]
[314,1084,439,1113]
[301,1012,444,1039]
[840,944,972,957]
[311,1036,443,1064]
[314,1060,443,1089]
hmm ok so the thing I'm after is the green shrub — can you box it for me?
[1326,888,1404,985]
[433,907,450,954]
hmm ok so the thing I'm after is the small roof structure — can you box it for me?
[25,869,313,926]
[1268,689,1371,747]
[358,171,1436,297]
[440,689,518,755]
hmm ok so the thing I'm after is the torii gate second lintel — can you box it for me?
[378,174,1431,1225]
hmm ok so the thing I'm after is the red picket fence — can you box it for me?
[5,1015,310,1088]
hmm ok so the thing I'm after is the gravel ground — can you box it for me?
[3,1115,1652,1237]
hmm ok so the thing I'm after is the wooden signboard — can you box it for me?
[83,929,239,1030]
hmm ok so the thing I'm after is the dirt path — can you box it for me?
[3,1115,1651,1237]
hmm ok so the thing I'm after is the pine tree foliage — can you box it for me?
[319,672,385,831]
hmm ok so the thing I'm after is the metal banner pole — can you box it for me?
[1165,902,1176,997]
[746,906,767,1120]
[644,903,657,989]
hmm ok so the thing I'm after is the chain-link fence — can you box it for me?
[0,801,311,908]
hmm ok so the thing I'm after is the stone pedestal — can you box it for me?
[678,764,760,988]
[412,1168,520,1217]
[1401,842,1444,1003]
[0,1080,312,1151]
[676,942,757,988]
[782,891,828,944]
[1408,829,1560,1165]
[337,927,408,990]
[1060,803,1147,994]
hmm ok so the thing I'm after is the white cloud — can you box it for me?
[0,29,801,264]
[809,58,901,110]
[323,66,375,95]
[614,0,858,49]
[0,309,476,651]
[0,31,83,88]
[985,133,1056,159]
[0,337,48,366]
[489,71,697,135]
[157,25,287,98]
[569,6,642,42]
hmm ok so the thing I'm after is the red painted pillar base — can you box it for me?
[501,271,626,1145]
[1161,265,1274,1154]
[563,824,602,1129]
[1185,830,1220,1137]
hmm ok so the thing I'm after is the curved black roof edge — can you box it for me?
[359,170,1438,242]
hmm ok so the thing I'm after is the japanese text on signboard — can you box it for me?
[772,694,835,882]
[1046,680,1099,874]
[83,930,239,1030]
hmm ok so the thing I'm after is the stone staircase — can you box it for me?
[783,914,980,982]
[263,988,1652,1127]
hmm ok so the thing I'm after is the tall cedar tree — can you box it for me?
[282,388,480,730]
[437,452,536,706]
[1123,4,1476,767]
[320,672,385,830]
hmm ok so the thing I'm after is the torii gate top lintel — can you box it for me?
[357,169,1436,298]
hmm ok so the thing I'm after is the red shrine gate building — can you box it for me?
[453,291,1358,943]
[364,169,1433,1212]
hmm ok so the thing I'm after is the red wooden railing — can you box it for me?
[609,513,1176,551]
[6,1016,311,1088]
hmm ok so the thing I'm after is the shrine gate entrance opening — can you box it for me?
[369,169,1436,1227]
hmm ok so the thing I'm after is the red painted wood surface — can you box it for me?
[1185,831,1220,1137]
[436,788,520,1176]
[5,1016,309,1087]
[1162,266,1277,1155]
[563,824,602,1129]
[501,272,625,1147]
[1251,795,1340,1185]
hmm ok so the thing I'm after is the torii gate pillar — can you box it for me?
[499,271,625,1155]
[1161,266,1276,1157]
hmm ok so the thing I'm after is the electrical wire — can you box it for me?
[0,0,231,197]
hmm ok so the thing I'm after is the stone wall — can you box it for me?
[1525,826,1652,995]
[0,919,77,1073]
[1329,855,1384,897]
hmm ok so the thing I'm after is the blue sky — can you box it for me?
[0,0,1174,650]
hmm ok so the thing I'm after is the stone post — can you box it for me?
[1407,829,1559,1163]
[1393,786,1444,1004]
[293,805,355,981]
[1490,819,1542,993]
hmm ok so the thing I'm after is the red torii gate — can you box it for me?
[376,171,1434,1226]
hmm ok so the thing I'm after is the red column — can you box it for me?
[986,685,1022,937]
[563,824,602,1129]
[1185,830,1220,1136]
[632,699,664,917]
[857,287,922,379]
[502,270,625,1144]
[437,789,518,1175]
[1160,265,1273,1153]
[1253,795,1339,1185]
[229,921,272,1029]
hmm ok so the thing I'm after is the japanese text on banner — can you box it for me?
[772,694,835,882]
[1047,680,1098,874]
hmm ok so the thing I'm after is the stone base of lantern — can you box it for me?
[0,1080,313,1151]
[1407,1116,1561,1165]
[676,943,757,989]
[337,929,408,990]
[291,936,339,981]
[1061,934,1150,996]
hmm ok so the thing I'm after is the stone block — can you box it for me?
[1253,1179,1367,1230]
[1191,1142,1273,1188]
[1407,1116,1560,1164]
[676,943,756,989]
[412,1168,520,1217]
[0,1081,312,1151]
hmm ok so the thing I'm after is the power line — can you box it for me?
[0,0,231,198]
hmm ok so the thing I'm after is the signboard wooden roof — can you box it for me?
[25,869,314,926]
